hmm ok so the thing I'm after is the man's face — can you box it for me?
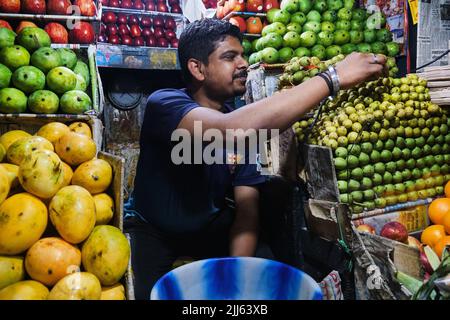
[202,35,249,100]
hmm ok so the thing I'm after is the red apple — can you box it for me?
[69,21,95,44]
[109,0,119,6]
[145,35,156,47]
[98,0,108,5]
[356,224,376,234]
[121,0,132,8]
[170,38,178,48]
[44,22,68,43]
[129,24,141,38]
[47,0,71,15]
[0,20,13,31]
[263,0,279,12]
[16,21,38,33]
[0,0,21,13]
[134,0,144,10]
[156,2,168,11]
[106,23,118,35]
[133,36,145,46]
[121,34,133,45]
[153,16,164,27]
[140,16,152,27]
[420,251,433,274]
[165,29,176,40]
[145,1,155,11]
[128,14,139,25]
[247,0,263,12]
[74,0,96,16]
[117,13,127,24]
[98,34,108,42]
[141,27,153,37]
[21,0,46,14]
[380,221,408,243]
[102,12,117,24]
[118,24,130,35]
[109,34,121,44]
[170,4,182,13]
[153,27,164,39]
[157,37,169,47]
[164,17,176,30]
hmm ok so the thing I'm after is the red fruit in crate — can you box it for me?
[16,21,38,33]
[69,21,95,44]
[47,0,72,15]
[164,17,176,30]
[229,0,245,12]
[0,0,21,13]
[247,0,263,12]
[98,33,108,42]
[102,12,117,24]
[133,36,145,46]
[170,4,181,13]
[109,0,119,6]
[145,35,156,47]
[120,0,133,9]
[98,0,108,6]
[380,221,408,243]
[108,34,121,44]
[118,24,130,35]
[129,24,141,38]
[145,1,155,11]
[141,16,152,27]
[165,29,176,40]
[168,0,178,5]
[74,0,96,16]
[134,0,144,10]
[106,23,118,35]
[117,13,127,24]
[153,16,164,27]
[141,27,153,37]
[229,17,246,33]
[121,34,133,45]
[44,22,69,43]
[21,0,46,14]
[153,27,164,39]
[157,37,169,47]
[157,2,168,12]
[170,38,178,48]
[0,20,13,31]
[128,15,139,25]
[263,0,279,12]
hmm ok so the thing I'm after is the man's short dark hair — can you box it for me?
[178,18,242,82]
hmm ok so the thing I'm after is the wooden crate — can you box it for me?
[98,151,134,300]
[0,114,104,150]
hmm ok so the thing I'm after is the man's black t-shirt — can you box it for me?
[133,88,266,235]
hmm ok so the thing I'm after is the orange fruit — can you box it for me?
[428,198,450,225]
[246,17,262,34]
[443,213,450,234]
[445,180,450,198]
[434,236,450,258]
[421,225,446,247]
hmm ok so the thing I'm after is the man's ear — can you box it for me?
[187,58,205,82]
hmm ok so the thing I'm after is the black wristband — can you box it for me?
[317,72,333,96]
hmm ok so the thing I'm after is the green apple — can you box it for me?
[336,20,351,31]
[337,8,352,21]
[280,0,300,13]
[299,31,317,47]
[273,9,292,25]
[260,47,279,63]
[290,12,307,25]
[333,30,350,45]
[278,47,294,62]
[317,31,334,46]
[321,21,336,32]
[303,21,321,33]
[283,31,301,48]
[307,10,322,22]
[299,0,313,13]
[311,44,326,59]
[287,22,302,33]
[325,45,342,59]
[322,10,338,22]
[294,47,311,57]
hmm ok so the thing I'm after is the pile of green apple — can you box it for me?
[0,27,92,115]
[245,0,400,65]
[278,54,345,87]
[295,74,450,214]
